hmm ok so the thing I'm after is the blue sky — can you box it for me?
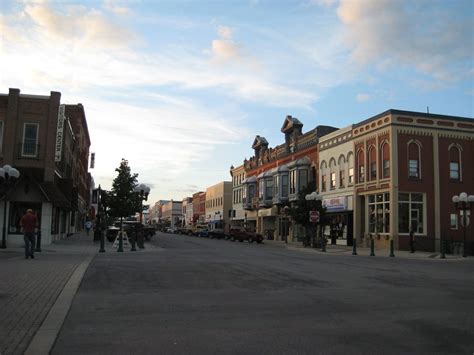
[1,0,473,204]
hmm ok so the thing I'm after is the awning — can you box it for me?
[38,182,71,208]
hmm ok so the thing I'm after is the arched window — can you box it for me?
[368,145,377,180]
[449,144,462,181]
[338,155,346,188]
[347,152,354,185]
[408,140,421,179]
[380,141,390,178]
[329,158,336,189]
[320,161,327,191]
[357,149,365,183]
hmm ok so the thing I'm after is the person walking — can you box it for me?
[85,220,92,236]
[409,222,417,253]
[20,209,38,259]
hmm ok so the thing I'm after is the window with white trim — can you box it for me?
[368,193,390,234]
[450,213,458,230]
[398,192,424,234]
[22,123,39,157]
[449,145,461,181]
[408,141,421,179]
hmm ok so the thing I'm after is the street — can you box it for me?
[52,232,474,355]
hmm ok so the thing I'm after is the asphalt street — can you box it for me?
[52,232,474,355]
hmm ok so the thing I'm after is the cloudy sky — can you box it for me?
[1,0,473,204]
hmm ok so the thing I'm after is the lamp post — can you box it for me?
[0,165,21,249]
[305,191,323,249]
[134,183,150,249]
[452,192,474,258]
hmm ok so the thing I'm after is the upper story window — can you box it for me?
[330,172,336,189]
[408,140,421,179]
[449,144,462,181]
[348,152,354,185]
[299,169,308,191]
[368,145,376,180]
[266,179,273,199]
[357,149,365,183]
[289,170,297,195]
[322,174,327,192]
[273,175,279,197]
[381,142,390,178]
[22,123,39,157]
[0,120,3,154]
[339,170,345,188]
[281,174,288,198]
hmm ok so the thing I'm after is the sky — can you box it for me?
[1,0,473,205]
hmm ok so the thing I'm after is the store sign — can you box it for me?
[323,196,347,212]
[54,104,66,162]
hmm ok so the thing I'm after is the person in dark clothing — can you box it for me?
[20,209,38,259]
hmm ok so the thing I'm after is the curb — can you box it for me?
[24,254,95,355]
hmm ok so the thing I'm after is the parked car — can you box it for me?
[166,227,178,234]
[194,225,209,237]
[228,226,263,243]
[208,220,226,239]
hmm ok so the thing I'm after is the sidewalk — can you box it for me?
[0,232,154,355]
[263,239,468,260]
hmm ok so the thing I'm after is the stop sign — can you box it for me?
[309,210,320,223]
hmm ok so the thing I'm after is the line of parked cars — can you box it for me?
[163,223,263,244]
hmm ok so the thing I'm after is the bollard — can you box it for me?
[370,238,375,256]
[99,228,105,253]
[389,239,395,257]
[130,232,137,252]
[440,239,446,259]
[35,230,42,252]
[352,239,357,255]
[117,231,124,252]
[321,237,326,252]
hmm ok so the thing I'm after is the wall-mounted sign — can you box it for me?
[54,104,65,162]
[323,196,347,212]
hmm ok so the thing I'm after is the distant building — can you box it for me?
[192,191,206,224]
[230,164,246,227]
[205,181,232,225]
[161,200,182,227]
[182,197,193,226]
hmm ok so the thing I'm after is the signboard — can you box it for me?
[54,104,66,162]
[323,196,347,212]
[309,210,320,223]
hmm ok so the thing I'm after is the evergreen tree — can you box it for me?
[108,159,142,219]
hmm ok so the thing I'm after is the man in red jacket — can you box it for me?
[20,209,38,259]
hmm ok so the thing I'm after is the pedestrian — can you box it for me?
[20,209,38,259]
[409,222,417,253]
[85,220,92,236]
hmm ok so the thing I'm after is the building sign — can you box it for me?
[323,196,347,212]
[54,104,66,162]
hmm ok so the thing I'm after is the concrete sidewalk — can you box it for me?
[0,232,156,355]
[263,239,467,260]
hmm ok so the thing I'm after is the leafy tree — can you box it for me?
[107,159,142,249]
[286,180,326,247]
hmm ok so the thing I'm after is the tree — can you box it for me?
[107,159,142,251]
[286,180,326,247]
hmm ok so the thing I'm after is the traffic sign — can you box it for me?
[309,210,320,223]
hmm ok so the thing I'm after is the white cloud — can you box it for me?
[102,0,131,15]
[336,0,473,86]
[356,93,370,102]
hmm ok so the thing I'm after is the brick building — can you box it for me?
[0,88,91,247]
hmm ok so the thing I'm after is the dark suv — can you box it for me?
[228,227,263,243]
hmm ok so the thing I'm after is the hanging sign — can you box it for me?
[54,104,66,162]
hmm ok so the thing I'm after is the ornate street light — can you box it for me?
[133,183,150,249]
[305,191,323,250]
[0,165,21,249]
[452,192,474,257]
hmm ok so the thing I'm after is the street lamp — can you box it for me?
[452,192,474,257]
[134,183,150,249]
[305,191,323,249]
[0,165,21,249]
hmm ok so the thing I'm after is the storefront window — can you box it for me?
[9,202,42,234]
[368,193,390,234]
[398,192,424,234]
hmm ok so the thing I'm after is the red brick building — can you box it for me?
[352,109,474,254]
